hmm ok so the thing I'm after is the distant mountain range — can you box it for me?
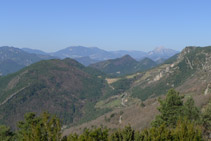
[0,45,210,131]
[0,46,54,75]
[22,46,179,65]
[90,55,157,76]
[147,46,179,61]
[0,46,178,76]
[22,48,48,55]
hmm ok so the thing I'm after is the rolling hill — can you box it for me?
[0,58,111,129]
[89,55,157,76]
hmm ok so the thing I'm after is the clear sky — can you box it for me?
[0,0,211,52]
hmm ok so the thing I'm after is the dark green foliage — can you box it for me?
[163,53,179,64]
[0,120,204,141]
[152,89,201,128]
[65,121,203,141]
[140,120,203,141]
[140,124,173,140]
[101,78,133,100]
[90,55,157,76]
[201,100,211,137]
[17,112,61,141]
[0,125,14,141]
[110,126,136,141]
[77,102,111,125]
[0,58,110,129]
[0,96,206,141]
[172,119,203,141]
[140,102,145,107]
[183,97,200,121]
[138,57,157,71]
[131,81,171,101]
[111,78,133,94]
[152,89,184,127]
[67,127,109,141]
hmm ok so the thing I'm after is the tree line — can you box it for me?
[0,89,210,140]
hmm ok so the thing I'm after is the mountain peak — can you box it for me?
[121,54,134,60]
[178,46,201,61]
[0,58,106,128]
[153,46,166,51]
[90,54,157,76]
[148,47,179,61]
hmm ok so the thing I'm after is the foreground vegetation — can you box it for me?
[0,89,210,140]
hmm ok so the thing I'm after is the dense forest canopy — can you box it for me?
[0,89,210,140]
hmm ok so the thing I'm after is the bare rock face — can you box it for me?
[177,46,196,61]
[204,84,211,95]
[131,46,211,100]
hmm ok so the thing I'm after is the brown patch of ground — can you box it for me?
[7,70,28,90]
[63,97,159,136]
[63,90,211,136]
[106,78,119,84]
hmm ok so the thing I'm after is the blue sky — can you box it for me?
[0,0,211,52]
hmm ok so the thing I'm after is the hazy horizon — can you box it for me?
[1,0,211,52]
[1,45,181,53]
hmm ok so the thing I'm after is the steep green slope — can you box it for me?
[137,57,157,71]
[131,46,211,100]
[63,46,211,134]
[90,55,157,76]
[74,56,100,66]
[0,58,110,129]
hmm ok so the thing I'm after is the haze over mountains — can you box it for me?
[0,46,178,76]
[0,46,54,75]
[90,55,157,76]
[23,46,179,64]
[1,0,211,139]
[0,45,210,131]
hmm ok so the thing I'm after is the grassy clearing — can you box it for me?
[95,96,122,109]
[106,78,119,84]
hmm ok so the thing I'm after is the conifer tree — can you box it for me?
[172,119,203,141]
[183,97,200,121]
[0,125,14,141]
[110,125,135,141]
[17,112,61,141]
[201,100,211,138]
[152,89,184,127]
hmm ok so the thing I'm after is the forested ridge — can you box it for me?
[1,89,210,140]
